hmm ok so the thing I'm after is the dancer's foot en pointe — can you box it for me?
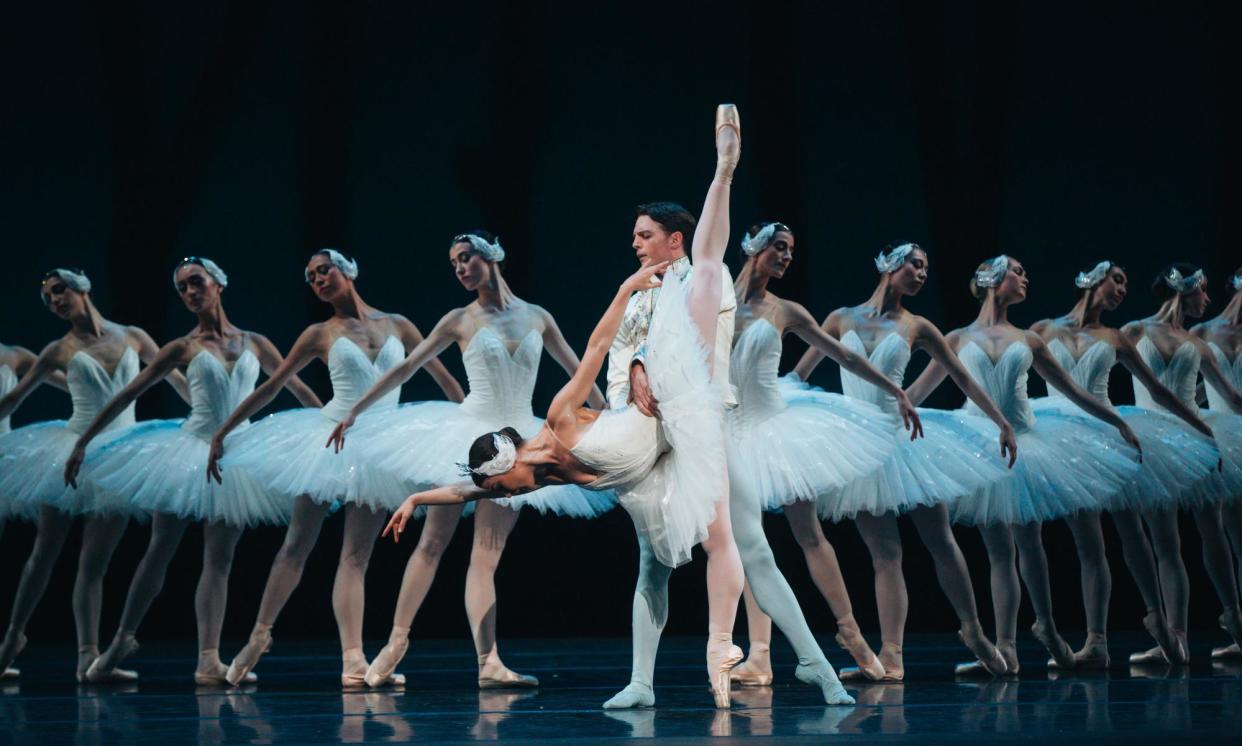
[957,625,1008,677]
[1219,608,1242,649]
[0,630,27,677]
[85,632,139,683]
[1049,633,1109,670]
[364,628,411,689]
[1130,614,1186,665]
[956,638,1019,677]
[226,624,272,686]
[1031,619,1076,670]
[194,649,257,686]
[0,666,18,680]
[714,104,741,184]
[478,650,538,690]
[729,643,772,687]
[1213,642,1242,660]
[76,645,137,684]
[840,640,902,682]
[707,633,744,709]
[834,617,888,682]
[343,648,405,689]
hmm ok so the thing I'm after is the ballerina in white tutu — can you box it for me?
[1193,268,1242,661]
[205,249,464,687]
[761,243,1018,681]
[723,221,923,690]
[907,254,1142,673]
[0,268,184,682]
[1028,260,1219,668]
[1118,263,1242,664]
[61,257,322,685]
[323,230,612,689]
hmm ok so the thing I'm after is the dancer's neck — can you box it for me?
[477,270,518,311]
[69,304,107,338]
[331,289,374,321]
[1065,292,1104,328]
[862,278,904,315]
[195,303,234,337]
[1217,292,1242,326]
[1153,297,1185,330]
[974,294,1010,326]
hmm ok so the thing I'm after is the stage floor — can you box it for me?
[1,633,1238,744]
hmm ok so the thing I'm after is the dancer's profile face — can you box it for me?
[40,276,84,319]
[1181,284,1209,318]
[756,231,794,279]
[1092,267,1127,311]
[891,249,928,296]
[996,258,1029,304]
[450,243,489,291]
[632,216,683,267]
[481,463,538,496]
[175,264,221,314]
[305,255,348,302]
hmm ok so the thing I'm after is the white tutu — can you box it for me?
[1197,411,1242,502]
[350,402,615,519]
[85,419,289,527]
[219,407,408,512]
[570,270,724,567]
[0,421,139,518]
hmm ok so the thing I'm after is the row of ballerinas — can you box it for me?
[0,105,1239,711]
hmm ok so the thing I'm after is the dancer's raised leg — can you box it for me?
[73,513,130,681]
[470,501,534,688]
[0,507,73,674]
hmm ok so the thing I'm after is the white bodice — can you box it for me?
[1207,342,1242,413]
[960,342,1036,433]
[320,336,404,423]
[839,330,910,418]
[569,407,661,490]
[183,350,261,440]
[1046,339,1116,406]
[66,347,138,435]
[1133,336,1198,411]
[729,319,785,427]
[0,364,16,435]
[459,328,540,424]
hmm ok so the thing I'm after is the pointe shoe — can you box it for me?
[1219,608,1242,647]
[835,624,886,682]
[1139,612,1184,665]
[226,627,272,687]
[957,639,1020,677]
[1212,642,1242,660]
[841,640,903,682]
[1,666,19,680]
[1031,620,1076,670]
[1049,635,1109,670]
[0,630,27,674]
[85,634,139,683]
[364,637,411,689]
[478,651,539,690]
[706,633,744,709]
[730,645,773,687]
[794,661,856,705]
[194,661,257,686]
[714,104,741,182]
[958,628,1008,677]
[75,650,138,685]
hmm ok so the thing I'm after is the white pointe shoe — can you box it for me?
[226,627,273,687]
[86,634,140,683]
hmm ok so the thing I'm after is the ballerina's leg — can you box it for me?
[336,503,387,679]
[195,521,244,672]
[1013,521,1075,667]
[783,501,859,627]
[1191,503,1242,644]
[978,524,1020,645]
[1064,511,1110,644]
[73,514,129,672]
[733,582,773,680]
[0,506,73,670]
[1143,509,1189,633]
[469,501,534,686]
[853,512,907,649]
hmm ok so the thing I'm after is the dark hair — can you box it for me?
[1151,262,1201,301]
[466,426,523,487]
[968,256,1014,302]
[636,202,696,247]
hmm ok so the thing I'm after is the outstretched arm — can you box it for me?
[792,310,846,381]
[11,346,66,392]
[251,333,323,408]
[1193,336,1242,414]
[539,306,606,409]
[1117,334,1213,437]
[394,315,465,404]
[1030,334,1141,452]
[129,326,191,404]
[0,341,64,421]
[383,483,503,542]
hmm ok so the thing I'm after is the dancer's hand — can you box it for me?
[63,443,86,488]
[207,435,225,484]
[383,498,416,543]
[326,414,355,453]
[1118,422,1143,463]
[894,392,923,441]
[621,260,668,295]
[629,363,660,418]
[998,423,1018,469]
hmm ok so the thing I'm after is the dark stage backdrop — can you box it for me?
[1,1,1236,646]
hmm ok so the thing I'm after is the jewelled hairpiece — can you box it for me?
[1074,260,1112,290]
[741,223,781,257]
[1230,273,1242,291]
[456,433,516,478]
[41,268,91,303]
[173,257,228,289]
[456,234,506,263]
[974,255,1010,289]
[875,243,917,274]
[305,249,359,282]
[1164,267,1205,295]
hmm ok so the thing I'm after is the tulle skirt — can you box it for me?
[1195,411,1242,504]
[84,420,290,527]
[1033,399,1220,511]
[726,386,896,512]
[349,402,615,519]
[0,420,140,518]
[951,410,1142,526]
[219,407,408,512]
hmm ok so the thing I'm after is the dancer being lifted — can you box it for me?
[324,230,613,690]
[205,249,464,687]
[62,257,322,685]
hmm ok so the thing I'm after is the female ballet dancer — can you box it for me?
[906,255,1143,673]
[1029,260,1219,667]
[0,268,185,681]
[1193,269,1242,661]
[61,257,323,684]
[1120,264,1242,662]
[750,242,1018,682]
[324,230,613,689]
[385,106,831,708]
[205,249,465,687]
[725,222,924,685]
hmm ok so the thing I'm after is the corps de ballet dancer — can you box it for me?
[1192,268,1242,661]
[61,257,322,684]
[741,243,1018,682]
[724,221,926,691]
[383,105,826,709]
[324,230,613,689]
[205,249,465,687]
[907,254,1143,673]
[1120,264,1242,663]
[1029,260,1220,667]
[0,269,185,681]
